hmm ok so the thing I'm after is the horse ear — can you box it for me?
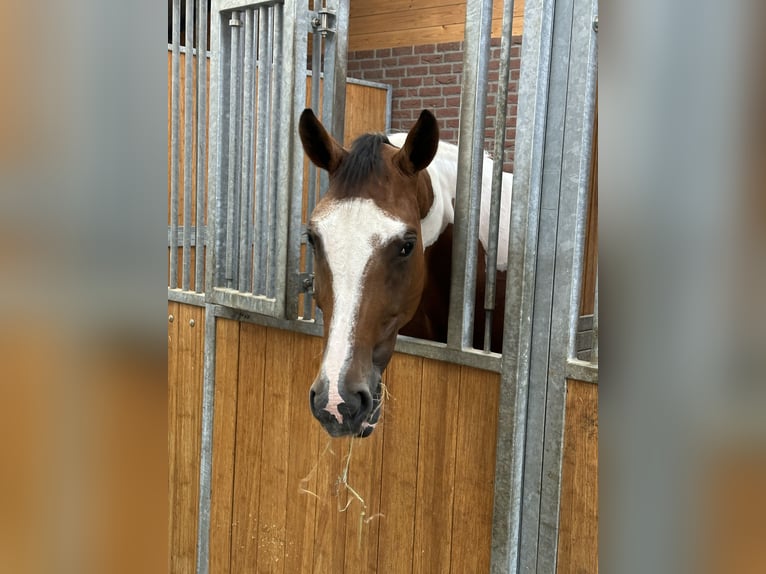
[299,108,347,174]
[394,109,440,175]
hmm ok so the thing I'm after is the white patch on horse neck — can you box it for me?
[386,132,513,270]
[312,198,407,423]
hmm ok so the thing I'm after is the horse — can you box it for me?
[299,108,512,437]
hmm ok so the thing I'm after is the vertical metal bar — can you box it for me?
[328,0,349,140]
[447,0,493,349]
[195,304,217,574]
[254,5,272,295]
[483,0,516,351]
[170,0,181,289]
[489,0,555,570]
[224,11,243,289]
[206,2,230,294]
[303,0,323,319]
[591,273,598,362]
[195,0,208,293]
[183,0,195,291]
[284,0,310,319]
[536,0,597,565]
[238,9,256,293]
[266,6,280,298]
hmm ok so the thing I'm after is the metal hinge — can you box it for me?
[298,272,314,293]
[311,7,336,37]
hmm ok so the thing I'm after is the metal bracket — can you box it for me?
[311,8,336,37]
[298,272,314,293]
[229,15,242,27]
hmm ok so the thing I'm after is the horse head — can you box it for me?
[299,108,439,437]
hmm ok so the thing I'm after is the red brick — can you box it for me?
[392,46,413,56]
[385,67,406,78]
[418,86,442,97]
[401,76,423,87]
[375,48,391,58]
[444,51,464,63]
[421,53,444,64]
[445,96,461,108]
[436,41,461,52]
[435,74,458,85]
[406,65,429,76]
[360,59,379,70]
[355,50,374,59]
[422,97,445,108]
[398,55,420,66]
[442,85,462,96]
[400,98,423,109]
[429,63,452,75]
[414,44,436,54]
[382,57,398,67]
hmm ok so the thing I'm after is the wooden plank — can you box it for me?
[412,358,461,574]
[351,0,466,18]
[168,304,205,574]
[253,327,295,572]
[341,419,386,572]
[449,366,500,573]
[209,317,241,574]
[580,104,598,315]
[344,82,390,143]
[167,302,179,573]
[376,353,425,573]
[229,323,268,572]
[348,0,525,51]
[556,380,598,574]
[311,434,350,573]
[283,331,324,572]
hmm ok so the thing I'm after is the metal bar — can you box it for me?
[238,9,256,293]
[303,0,322,319]
[206,3,229,294]
[536,0,598,567]
[168,288,206,307]
[195,0,208,292]
[489,0,555,570]
[168,225,207,246]
[195,304,217,574]
[565,358,598,384]
[183,0,195,291]
[284,0,309,319]
[219,0,281,10]
[254,5,272,295]
[483,0,516,351]
[170,0,181,289]
[447,0,494,349]
[592,273,598,362]
[224,11,243,289]
[328,0,349,141]
[266,5,281,298]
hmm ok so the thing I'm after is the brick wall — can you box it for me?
[347,37,522,173]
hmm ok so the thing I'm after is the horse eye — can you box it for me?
[306,231,316,248]
[399,240,415,257]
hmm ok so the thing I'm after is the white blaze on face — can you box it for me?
[312,198,407,423]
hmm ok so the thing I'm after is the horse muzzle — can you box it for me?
[309,371,383,437]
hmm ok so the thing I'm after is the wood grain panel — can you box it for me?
[556,380,598,574]
[283,331,323,573]
[254,328,295,572]
[168,303,205,574]
[341,430,385,572]
[229,323,268,572]
[167,302,179,574]
[209,317,240,573]
[311,435,350,573]
[449,365,500,573]
[349,0,525,51]
[376,353,425,573]
[344,82,390,143]
[412,358,461,573]
[580,104,598,316]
